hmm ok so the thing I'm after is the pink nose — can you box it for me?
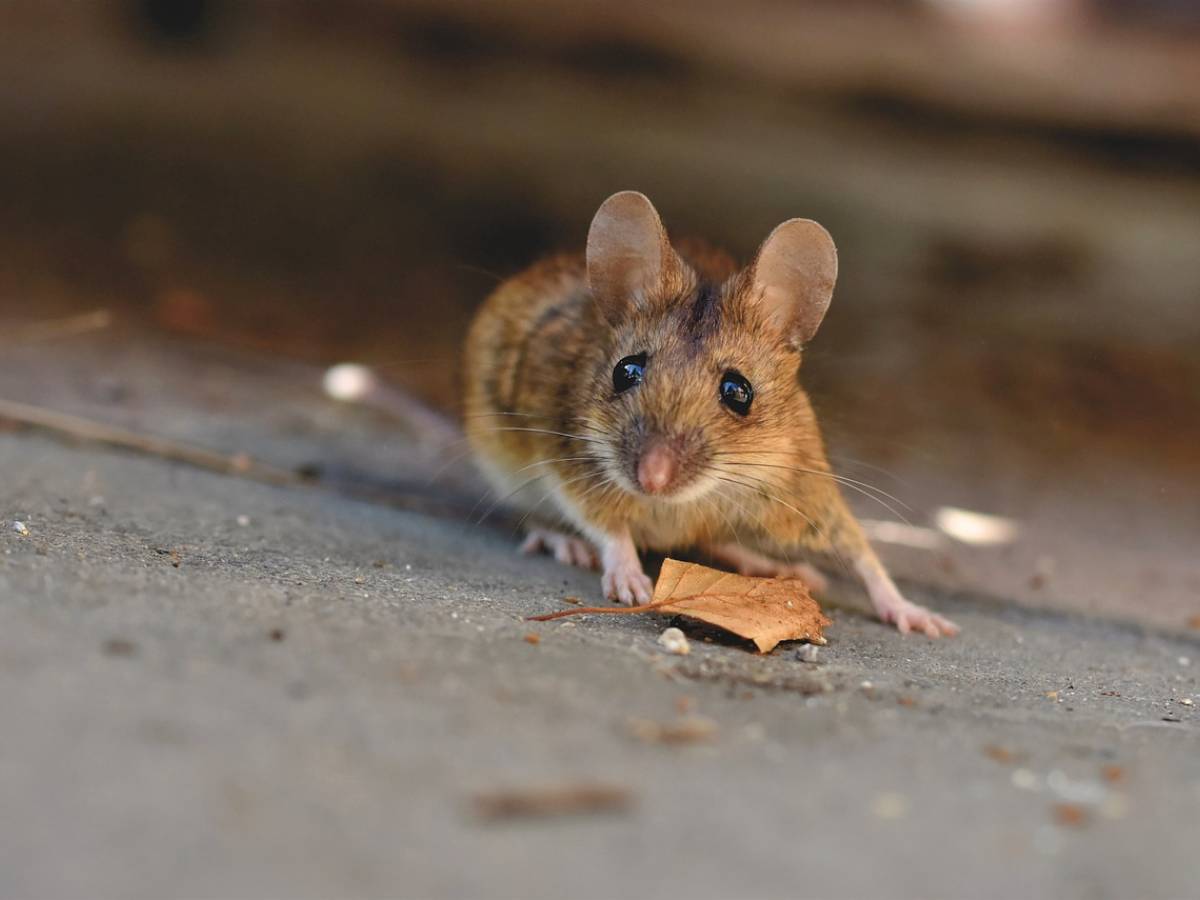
[637,442,677,494]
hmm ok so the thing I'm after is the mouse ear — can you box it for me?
[748,219,838,345]
[587,191,682,323]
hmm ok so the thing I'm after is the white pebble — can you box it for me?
[797,644,820,663]
[1179,657,1191,667]
[1011,768,1040,791]
[657,627,690,655]
[236,515,251,527]
[871,791,908,820]
[11,521,28,536]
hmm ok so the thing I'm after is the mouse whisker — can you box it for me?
[513,470,612,536]
[469,469,560,527]
[711,453,913,522]
[708,471,851,575]
[477,426,606,445]
[510,455,601,476]
[825,453,912,489]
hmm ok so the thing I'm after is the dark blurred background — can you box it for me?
[3,0,1198,619]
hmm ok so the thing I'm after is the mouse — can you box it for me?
[462,190,958,637]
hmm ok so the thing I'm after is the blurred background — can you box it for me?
[3,0,1198,624]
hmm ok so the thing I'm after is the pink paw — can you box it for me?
[602,563,654,606]
[876,596,959,638]
[519,529,599,570]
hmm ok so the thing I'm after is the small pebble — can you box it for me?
[1011,768,1040,791]
[871,791,908,820]
[657,627,690,656]
[11,521,28,536]
[1178,698,1194,707]
[236,514,251,527]
[796,644,820,663]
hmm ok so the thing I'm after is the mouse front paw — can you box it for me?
[602,564,654,606]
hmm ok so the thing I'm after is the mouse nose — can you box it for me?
[637,441,677,494]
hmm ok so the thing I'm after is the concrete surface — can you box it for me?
[2,336,1199,899]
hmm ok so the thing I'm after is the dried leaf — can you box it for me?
[1053,803,1089,828]
[528,558,830,653]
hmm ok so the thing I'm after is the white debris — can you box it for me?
[1046,769,1108,805]
[236,514,251,527]
[1011,768,1041,791]
[322,363,377,402]
[657,627,690,656]
[796,644,820,663]
[11,521,28,536]
[934,506,1019,546]
[871,791,908,820]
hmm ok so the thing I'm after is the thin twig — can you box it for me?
[0,396,298,486]
[0,395,484,520]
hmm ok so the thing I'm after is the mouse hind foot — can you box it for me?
[519,528,599,571]
[701,542,829,593]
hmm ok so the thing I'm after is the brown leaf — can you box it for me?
[1053,803,1089,828]
[528,558,830,653]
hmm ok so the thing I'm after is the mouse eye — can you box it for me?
[613,353,647,393]
[720,371,753,416]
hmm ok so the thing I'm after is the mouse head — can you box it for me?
[583,190,837,504]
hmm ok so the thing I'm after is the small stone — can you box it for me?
[1178,657,1191,667]
[11,521,28,536]
[1179,698,1194,707]
[102,638,137,657]
[236,514,251,527]
[657,627,690,656]
[1011,768,1040,791]
[871,791,908,820]
[523,632,540,645]
[795,644,820,664]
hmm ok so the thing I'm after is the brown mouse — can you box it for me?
[463,191,957,637]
